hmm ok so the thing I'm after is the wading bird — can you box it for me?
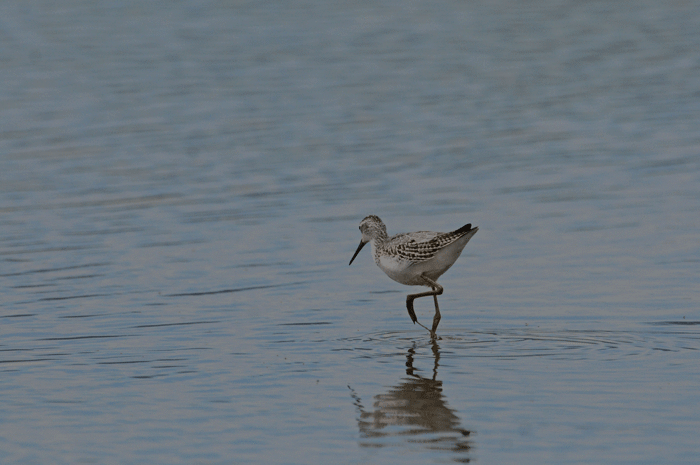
[349,215,478,338]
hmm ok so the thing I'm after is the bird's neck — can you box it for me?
[369,232,388,265]
[370,232,388,251]
[370,239,382,266]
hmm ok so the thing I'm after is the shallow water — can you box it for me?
[1,0,699,463]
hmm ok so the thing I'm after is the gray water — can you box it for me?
[1,1,699,463]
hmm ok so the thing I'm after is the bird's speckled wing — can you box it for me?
[387,224,473,263]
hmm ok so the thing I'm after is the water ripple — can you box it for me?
[339,327,700,362]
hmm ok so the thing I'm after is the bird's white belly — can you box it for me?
[375,237,469,286]
[377,255,420,285]
[377,254,446,286]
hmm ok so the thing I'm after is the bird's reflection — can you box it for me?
[349,340,474,462]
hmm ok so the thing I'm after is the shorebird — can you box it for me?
[349,215,478,338]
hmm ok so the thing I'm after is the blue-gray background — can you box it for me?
[1,1,698,464]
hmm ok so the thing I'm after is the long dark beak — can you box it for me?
[349,240,366,265]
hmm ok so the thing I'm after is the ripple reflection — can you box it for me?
[349,340,473,463]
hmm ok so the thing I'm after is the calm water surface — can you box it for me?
[1,1,699,464]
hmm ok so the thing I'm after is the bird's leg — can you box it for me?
[406,296,432,333]
[431,294,441,336]
[406,274,444,337]
[422,275,443,337]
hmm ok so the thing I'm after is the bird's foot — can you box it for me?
[406,298,418,323]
